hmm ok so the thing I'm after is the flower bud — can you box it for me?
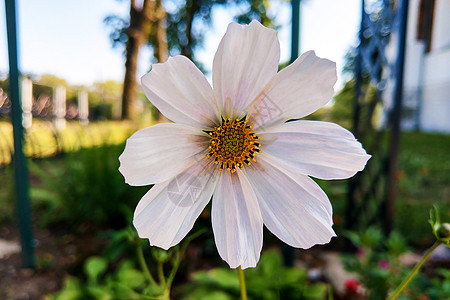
[437,223,450,241]
[429,206,450,245]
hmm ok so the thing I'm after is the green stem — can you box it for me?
[137,244,157,287]
[237,266,248,300]
[167,230,205,288]
[389,241,442,300]
[157,289,170,300]
[166,248,180,287]
[327,283,334,300]
[158,261,166,287]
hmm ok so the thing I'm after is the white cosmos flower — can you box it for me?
[119,20,370,269]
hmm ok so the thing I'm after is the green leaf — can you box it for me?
[361,227,383,248]
[84,256,108,283]
[183,290,233,300]
[86,286,112,300]
[301,283,328,300]
[52,277,83,300]
[53,290,83,300]
[30,187,59,203]
[116,268,145,289]
[343,230,362,247]
[386,231,408,256]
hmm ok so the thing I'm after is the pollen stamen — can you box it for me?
[206,118,261,173]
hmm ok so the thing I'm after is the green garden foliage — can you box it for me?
[29,143,147,230]
[427,268,450,299]
[182,249,328,300]
[46,257,151,300]
[342,227,429,299]
[47,228,207,300]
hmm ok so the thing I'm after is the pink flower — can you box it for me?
[119,20,370,269]
[356,248,366,258]
[378,259,389,269]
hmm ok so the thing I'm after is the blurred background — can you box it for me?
[0,0,449,299]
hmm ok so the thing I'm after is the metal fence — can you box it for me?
[346,0,409,235]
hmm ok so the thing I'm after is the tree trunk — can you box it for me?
[121,0,154,120]
[155,0,168,63]
[181,0,195,59]
[154,0,170,122]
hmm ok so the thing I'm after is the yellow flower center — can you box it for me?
[206,118,261,173]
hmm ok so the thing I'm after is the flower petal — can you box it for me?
[212,170,263,269]
[213,20,280,119]
[245,157,335,248]
[248,51,337,130]
[134,159,218,250]
[258,120,371,180]
[119,123,209,185]
[141,55,218,128]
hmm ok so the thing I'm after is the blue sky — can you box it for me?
[0,0,361,88]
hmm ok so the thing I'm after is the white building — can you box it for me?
[396,0,450,132]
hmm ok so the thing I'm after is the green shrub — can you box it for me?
[30,143,147,230]
[181,249,328,300]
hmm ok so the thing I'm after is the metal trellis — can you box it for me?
[345,0,409,236]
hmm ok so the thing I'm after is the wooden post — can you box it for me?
[78,89,89,125]
[53,85,66,130]
[21,76,32,128]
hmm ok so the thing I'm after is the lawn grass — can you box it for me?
[394,131,450,245]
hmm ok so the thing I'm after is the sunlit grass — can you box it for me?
[0,119,143,166]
